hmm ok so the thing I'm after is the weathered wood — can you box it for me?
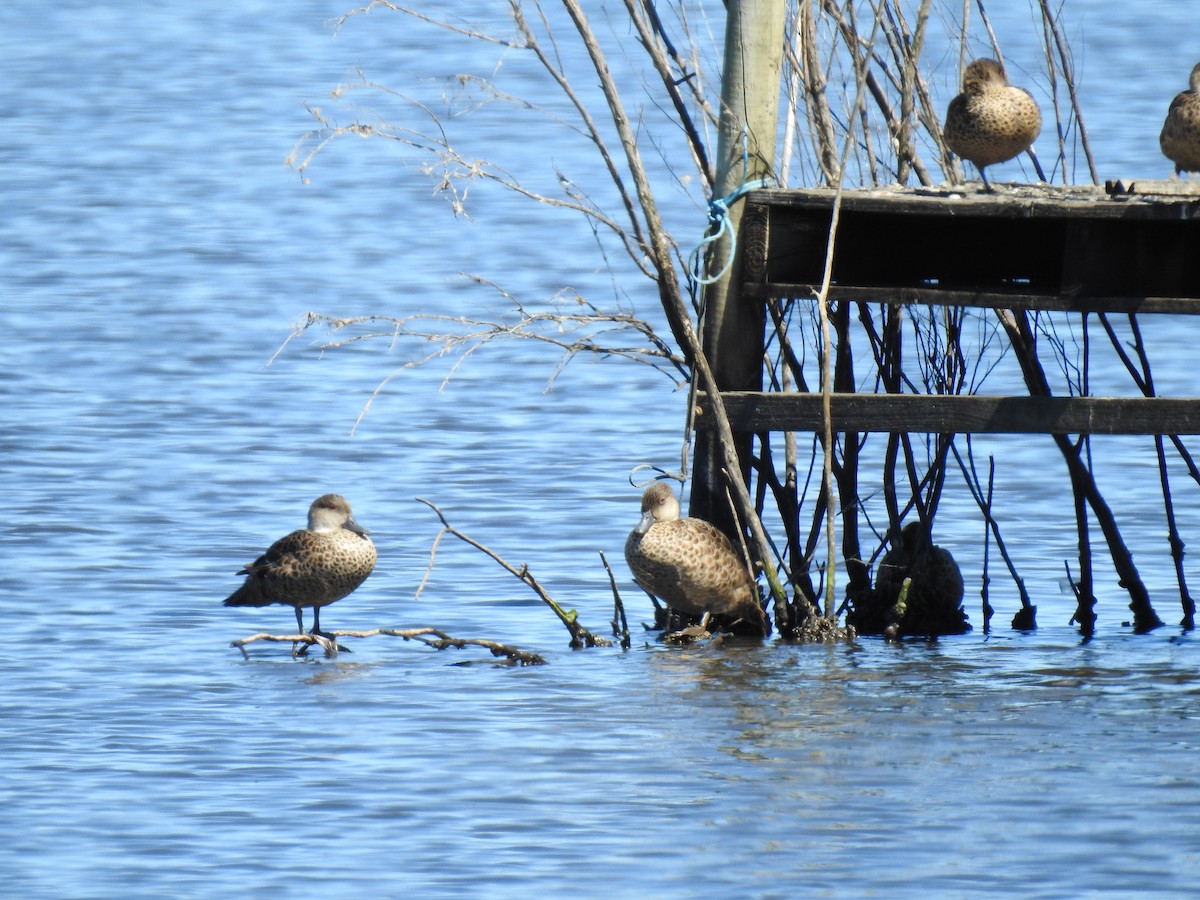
[745,283,1200,314]
[1106,179,1200,197]
[697,391,1200,435]
[741,186,1200,305]
[691,0,785,531]
[689,183,1200,633]
[753,184,1200,219]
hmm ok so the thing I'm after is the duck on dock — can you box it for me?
[1160,62,1200,176]
[943,58,1042,192]
[223,494,377,636]
[624,482,769,637]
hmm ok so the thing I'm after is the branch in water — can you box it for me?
[416,497,613,650]
[230,626,547,665]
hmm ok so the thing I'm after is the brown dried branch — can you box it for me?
[995,308,1161,633]
[791,2,840,184]
[623,0,714,188]
[275,292,688,433]
[288,295,686,379]
[289,95,652,273]
[598,550,631,650]
[1035,0,1098,185]
[416,497,612,649]
[507,1,657,273]
[557,0,695,364]
[230,627,547,665]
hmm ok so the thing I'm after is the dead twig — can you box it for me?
[599,549,631,650]
[230,627,547,665]
[416,497,612,649]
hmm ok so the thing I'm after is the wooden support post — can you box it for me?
[691,0,785,533]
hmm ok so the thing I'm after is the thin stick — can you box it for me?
[416,497,612,649]
[814,3,882,618]
[599,550,631,650]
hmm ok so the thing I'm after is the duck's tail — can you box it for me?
[222,570,272,608]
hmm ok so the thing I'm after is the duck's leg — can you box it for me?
[291,605,313,657]
[979,167,995,193]
[1027,145,1047,182]
[309,606,349,652]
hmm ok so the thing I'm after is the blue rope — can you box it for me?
[688,132,774,290]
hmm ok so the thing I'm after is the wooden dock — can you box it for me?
[696,183,1200,437]
[689,182,1200,634]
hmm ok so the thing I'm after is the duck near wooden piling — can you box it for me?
[1160,62,1200,176]
[624,482,769,637]
[943,57,1042,191]
[223,493,377,636]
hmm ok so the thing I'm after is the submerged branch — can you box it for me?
[416,497,613,649]
[599,549,632,650]
[230,627,547,665]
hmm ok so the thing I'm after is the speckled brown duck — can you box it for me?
[224,494,377,635]
[1160,62,1200,175]
[624,482,768,636]
[943,58,1042,191]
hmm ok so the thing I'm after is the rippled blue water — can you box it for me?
[4,1,1200,896]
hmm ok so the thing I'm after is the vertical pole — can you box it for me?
[690,0,786,533]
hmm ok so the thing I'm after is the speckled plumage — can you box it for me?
[624,482,767,635]
[943,58,1042,190]
[1160,63,1200,176]
[223,494,376,634]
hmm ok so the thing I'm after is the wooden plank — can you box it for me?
[697,391,1200,435]
[748,185,1200,221]
[747,200,1200,299]
[1106,179,1200,197]
[744,283,1200,313]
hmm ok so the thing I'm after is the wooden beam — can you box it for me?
[697,391,1200,435]
[744,283,1200,313]
[1106,179,1200,197]
[750,184,1200,220]
[690,0,785,529]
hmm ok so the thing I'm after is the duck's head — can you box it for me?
[307,493,368,535]
[635,481,681,534]
[962,57,1007,94]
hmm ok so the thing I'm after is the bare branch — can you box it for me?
[230,627,546,665]
[416,497,613,649]
[598,550,631,650]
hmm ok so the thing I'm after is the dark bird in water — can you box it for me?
[624,482,769,637]
[869,520,968,637]
[1160,63,1200,176]
[223,494,377,635]
[943,58,1042,191]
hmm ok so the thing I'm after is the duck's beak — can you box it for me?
[343,516,370,536]
[635,509,655,535]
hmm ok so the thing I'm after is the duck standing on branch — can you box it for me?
[1160,62,1200,176]
[943,58,1042,192]
[224,494,377,636]
[624,482,769,637]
